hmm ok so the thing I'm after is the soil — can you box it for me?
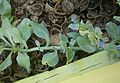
[0,0,120,82]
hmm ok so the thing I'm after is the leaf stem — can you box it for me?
[3,48,12,51]
[2,37,11,46]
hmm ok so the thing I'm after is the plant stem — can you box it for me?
[3,46,81,53]
[26,46,81,52]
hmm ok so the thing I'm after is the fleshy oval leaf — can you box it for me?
[76,36,96,53]
[42,50,59,67]
[17,18,32,41]
[16,53,31,73]
[31,21,49,46]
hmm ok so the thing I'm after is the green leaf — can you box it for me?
[94,27,103,39]
[0,28,3,38]
[79,20,87,31]
[59,33,69,43]
[66,48,75,64]
[60,40,67,50]
[86,21,94,32]
[12,28,23,43]
[0,45,4,54]
[116,51,120,58]
[114,16,120,22]
[88,32,96,45]
[21,40,28,49]
[104,43,117,53]
[42,50,59,67]
[79,30,89,36]
[1,17,14,46]
[17,18,32,41]
[31,21,49,46]
[1,17,13,38]
[69,39,76,46]
[118,25,120,35]
[0,0,11,18]
[0,51,12,71]
[76,36,96,53]
[106,22,119,40]
[0,28,5,40]
[67,32,80,39]
[0,28,11,45]
[105,43,118,60]
[16,53,30,73]
[59,34,68,50]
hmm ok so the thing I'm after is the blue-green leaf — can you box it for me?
[106,22,119,40]
[31,21,49,46]
[17,53,31,73]
[59,33,69,43]
[104,43,117,53]
[1,17,14,46]
[70,14,79,23]
[0,51,12,71]
[0,28,11,46]
[0,0,11,18]
[42,50,59,67]
[86,21,94,32]
[60,40,67,50]
[0,45,3,54]
[12,28,23,43]
[76,36,96,53]
[68,23,79,30]
[69,39,76,46]
[114,16,120,22]
[0,28,4,38]
[59,34,68,50]
[17,18,32,41]
[67,32,80,39]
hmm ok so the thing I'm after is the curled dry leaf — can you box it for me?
[52,0,60,3]
[53,24,62,31]
[48,13,66,25]
[30,15,39,22]
[93,16,111,28]
[55,15,66,25]
[54,0,66,15]
[27,3,43,16]
[88,0,101,10]
[61,22,70,35]
[47,14,57,24]
[13,65,30,78]
[100,0,118,16]
[61,0,74,15]
[45,3,55,13]
[80,0,90,11]
[87,10,101,19]
[14,6,27,19]
[14,0,27,4]
[50,28,60,45]
[70,0,80,9]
